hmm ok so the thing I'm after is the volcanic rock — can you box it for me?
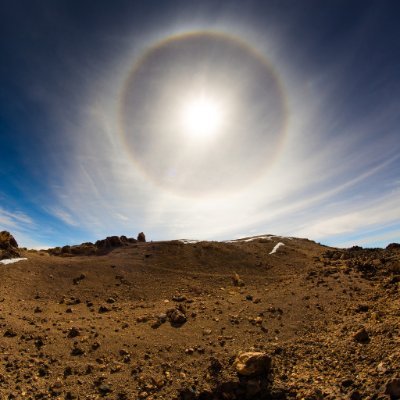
[96,236,125,249]
[385,378,400,398]
[167,306,187,326]
[137,232,146,242]
[48,235,137,256]
[232,272,245,287]
[234,352,272,376]
[353,327,370,343]
[0,231,20,260]
[386,243,400,251]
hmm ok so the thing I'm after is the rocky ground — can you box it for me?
[0,232,399,399]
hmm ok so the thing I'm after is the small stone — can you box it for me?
[91,341,101,350]
[349,390,362,400]
[209,357,223,375]
[151,320,161,329]
[3,329,17,337]
[71,346,85,356]
[98,384,112,395]
[72,274,86,285]
[172,295,187,302]
[67,327,80,338]
[377,361,387,374]
[353,327,370,343]
[234,352,272,376]
[167,307,187,326]
[98,305,110,313]
[196,346,205,354]
[385,378,400,398]
[341,378,354,388]
[232,272,245,287]
[157,313,167,323]
[355,304,369,313]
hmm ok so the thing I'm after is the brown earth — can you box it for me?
[0,235,399,399]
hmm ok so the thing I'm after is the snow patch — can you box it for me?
[0,257,28,265]
[178,239,200,244]
[224,235,274,243]
[241,236,273,242]
[269,243,285,254]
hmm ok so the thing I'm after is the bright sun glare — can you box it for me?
[181,97,222,138]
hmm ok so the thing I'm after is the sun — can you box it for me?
[180,96,223,138]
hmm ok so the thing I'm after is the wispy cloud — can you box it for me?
[0,207,35,230]
[46,207,79,227]
[3,8,397,249]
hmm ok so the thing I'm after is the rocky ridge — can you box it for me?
[47,233,146,256]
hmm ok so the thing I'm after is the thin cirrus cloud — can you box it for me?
[0,207,47,249]
[1,2,399,248]
[0,208,34,230]
[43,23,400,247]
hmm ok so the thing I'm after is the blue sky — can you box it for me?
[1,0,399,249]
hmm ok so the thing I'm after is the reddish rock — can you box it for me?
[137,232,146,242]
[234,352,272,376]
[0,231,20,260]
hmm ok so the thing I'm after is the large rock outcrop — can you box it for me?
[0,231,21,260]
[48,235,139,256]
[137,232,146,242]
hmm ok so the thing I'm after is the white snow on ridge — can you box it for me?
[224,235,274,243]
[178,239,201,244]
[269,242,285,254]
[225,235,294,243]
[179,235,294,245]
[241,236,273,242]
[0,257,28,265]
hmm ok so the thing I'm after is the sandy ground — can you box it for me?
[0,237,399,399]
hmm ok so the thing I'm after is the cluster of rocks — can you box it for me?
[0,231,20,260]
[179,352,275,400]
[48,232,146,256]
[322,243,400,278]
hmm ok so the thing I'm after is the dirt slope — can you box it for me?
[0,236,399,399]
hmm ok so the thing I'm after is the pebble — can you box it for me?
[353,327,370,343]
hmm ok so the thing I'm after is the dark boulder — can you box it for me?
[0,231,21,260]
[137,232,146,242]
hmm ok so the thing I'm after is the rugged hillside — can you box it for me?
[0,235,399,399]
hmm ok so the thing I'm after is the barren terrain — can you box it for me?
[1,234,399,399]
